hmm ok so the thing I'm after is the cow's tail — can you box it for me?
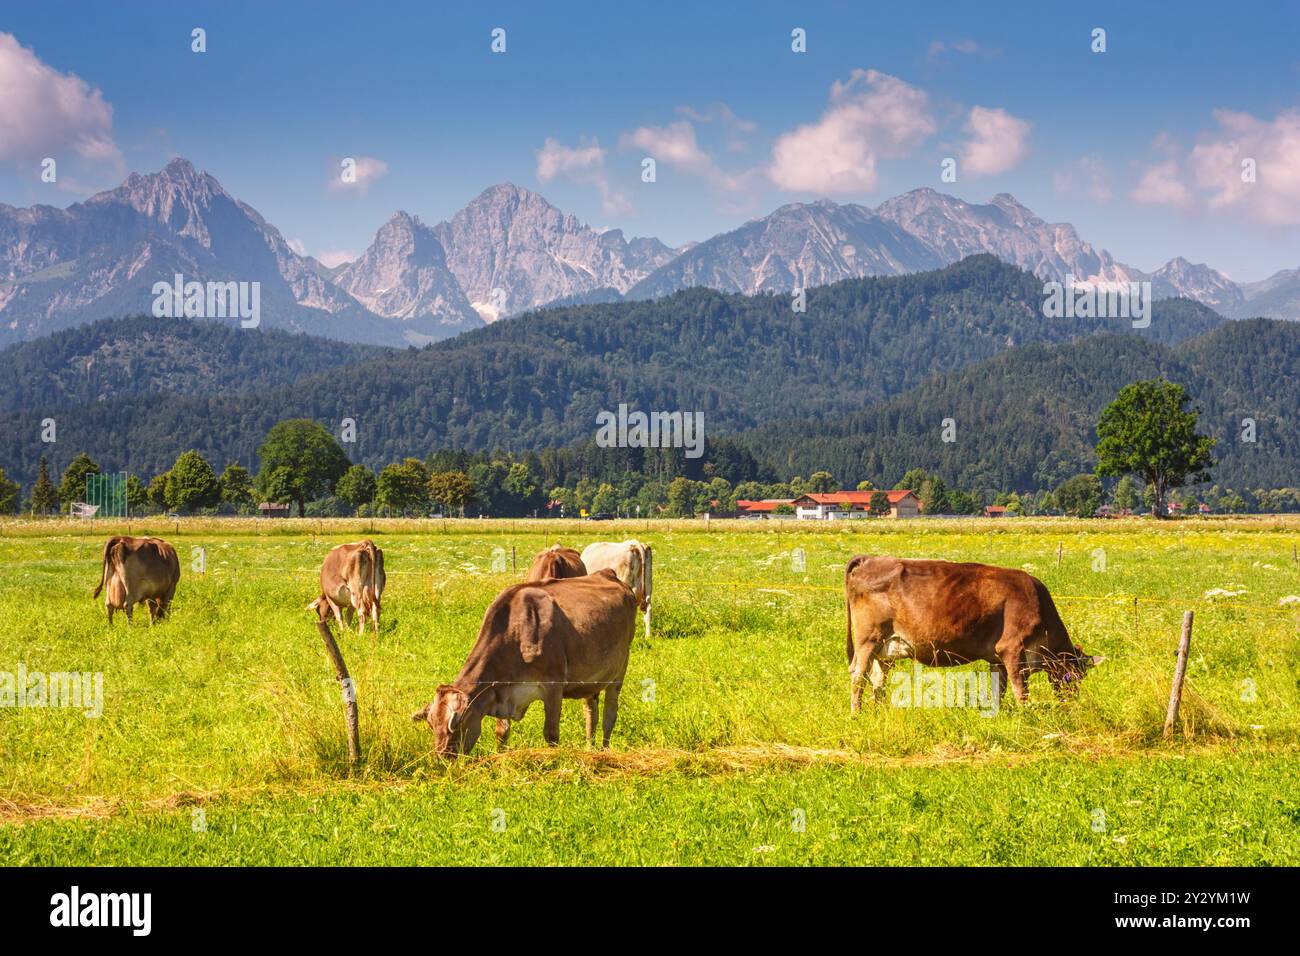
[360,540,381,613]
[845,556,866,664]
[92,537,119,598]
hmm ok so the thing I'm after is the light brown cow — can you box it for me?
[579,540,652,638]
[845,556,1100,712]
[308,540,386,635]
[526,544,586,582]
[92,536,180,624]
[412,569,637,756]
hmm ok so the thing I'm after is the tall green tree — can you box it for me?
[255,419,350,517]
[58,453,99,513]
[219,463,256,510]
[125,474,150,514]
[1112,475,1139,513]
[29,456,58,515]
[428,470,475,516]
[1055,473,1103,517]
[0,468,20,515]
[1095,379,1216,518]
[164,450,221,512]
[375,458,429,515]
[869,490,891,517]
[335,464,376,511]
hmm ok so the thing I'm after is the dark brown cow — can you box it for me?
[412,569,637,756]
[92,536,180,624]
[845,556,1099,711]
[308,540,385,635]
[526,544,586,582]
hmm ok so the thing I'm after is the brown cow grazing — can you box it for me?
[93,536,180,624]
[526,544,586,582]
[845,556,1100,712]
[308,540,386,636]
[580,540,652,638]
[412,569,637,756]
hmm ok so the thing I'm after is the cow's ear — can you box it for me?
[1089,655,1107,667]
[411,704,430,723]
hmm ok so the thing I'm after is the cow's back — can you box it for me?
[464,570,636,687]
[122,537,179,595]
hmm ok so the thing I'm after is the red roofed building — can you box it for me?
[735,498,794,517]
[790,490,919,520]
[984,504,1007,518]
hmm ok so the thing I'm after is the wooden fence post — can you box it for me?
[316,620,360,767]
[1056,542,1062,568]
[1163,610,1194,737]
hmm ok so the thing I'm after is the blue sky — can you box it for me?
[2,0,1298,279]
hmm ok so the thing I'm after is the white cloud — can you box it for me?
[316,249,357,269]
[286,238,308,257]
[619,120,747,191]
[1130,110,1300,225]
[1190,109,1300,225]
[1131,159,1195,210]
[535,137,630,215]
[0,32,121,169]
[676,103,756,152]
[959,106,1031,177]
[926,38,987,60]
[768,69,935,194]
[329,155,388,193]
[1053,155,1113,202]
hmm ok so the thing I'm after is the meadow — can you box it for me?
[1,516,1298,865]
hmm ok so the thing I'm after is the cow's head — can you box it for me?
[411,684,477,756]
[1047,643,1104,697]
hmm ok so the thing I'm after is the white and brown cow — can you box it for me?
[412,569,638,755]
[92,536,181,624]
[580,540,652,638]
[308,540,386,635]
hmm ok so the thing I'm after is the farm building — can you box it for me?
[790,490,919,520]
[735,498,795,517]
[984,505,1007,518]
[258,502,291,518]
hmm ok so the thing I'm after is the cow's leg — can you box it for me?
[123,602,133,623]
[868,655,894,703]
[992,660,1009,702]
[369,597,380,635]
[849,640,881,713]
[643,604,651,641]
[343,605,355,628]
[494,718,511,750]
[106,603,114,624]
[541,686,563,746]
[996,644,1029,702]
[583,695,600,746]
[600,684,621,749]
[146,599,158,625]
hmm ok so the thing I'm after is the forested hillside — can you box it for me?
[0,315,381,413]
[738,319,1300,492]
[0,257,1227,484]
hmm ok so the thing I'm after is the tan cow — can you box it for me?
[92,536,180,624]
[412,569,637,756]
[845,556,1100,712]
[526,544,586,582]
[579,540,652,638]
[308,540,386,635]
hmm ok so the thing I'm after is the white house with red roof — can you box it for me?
[789,490,920,520]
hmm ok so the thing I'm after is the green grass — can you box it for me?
[2,516,1299,864]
